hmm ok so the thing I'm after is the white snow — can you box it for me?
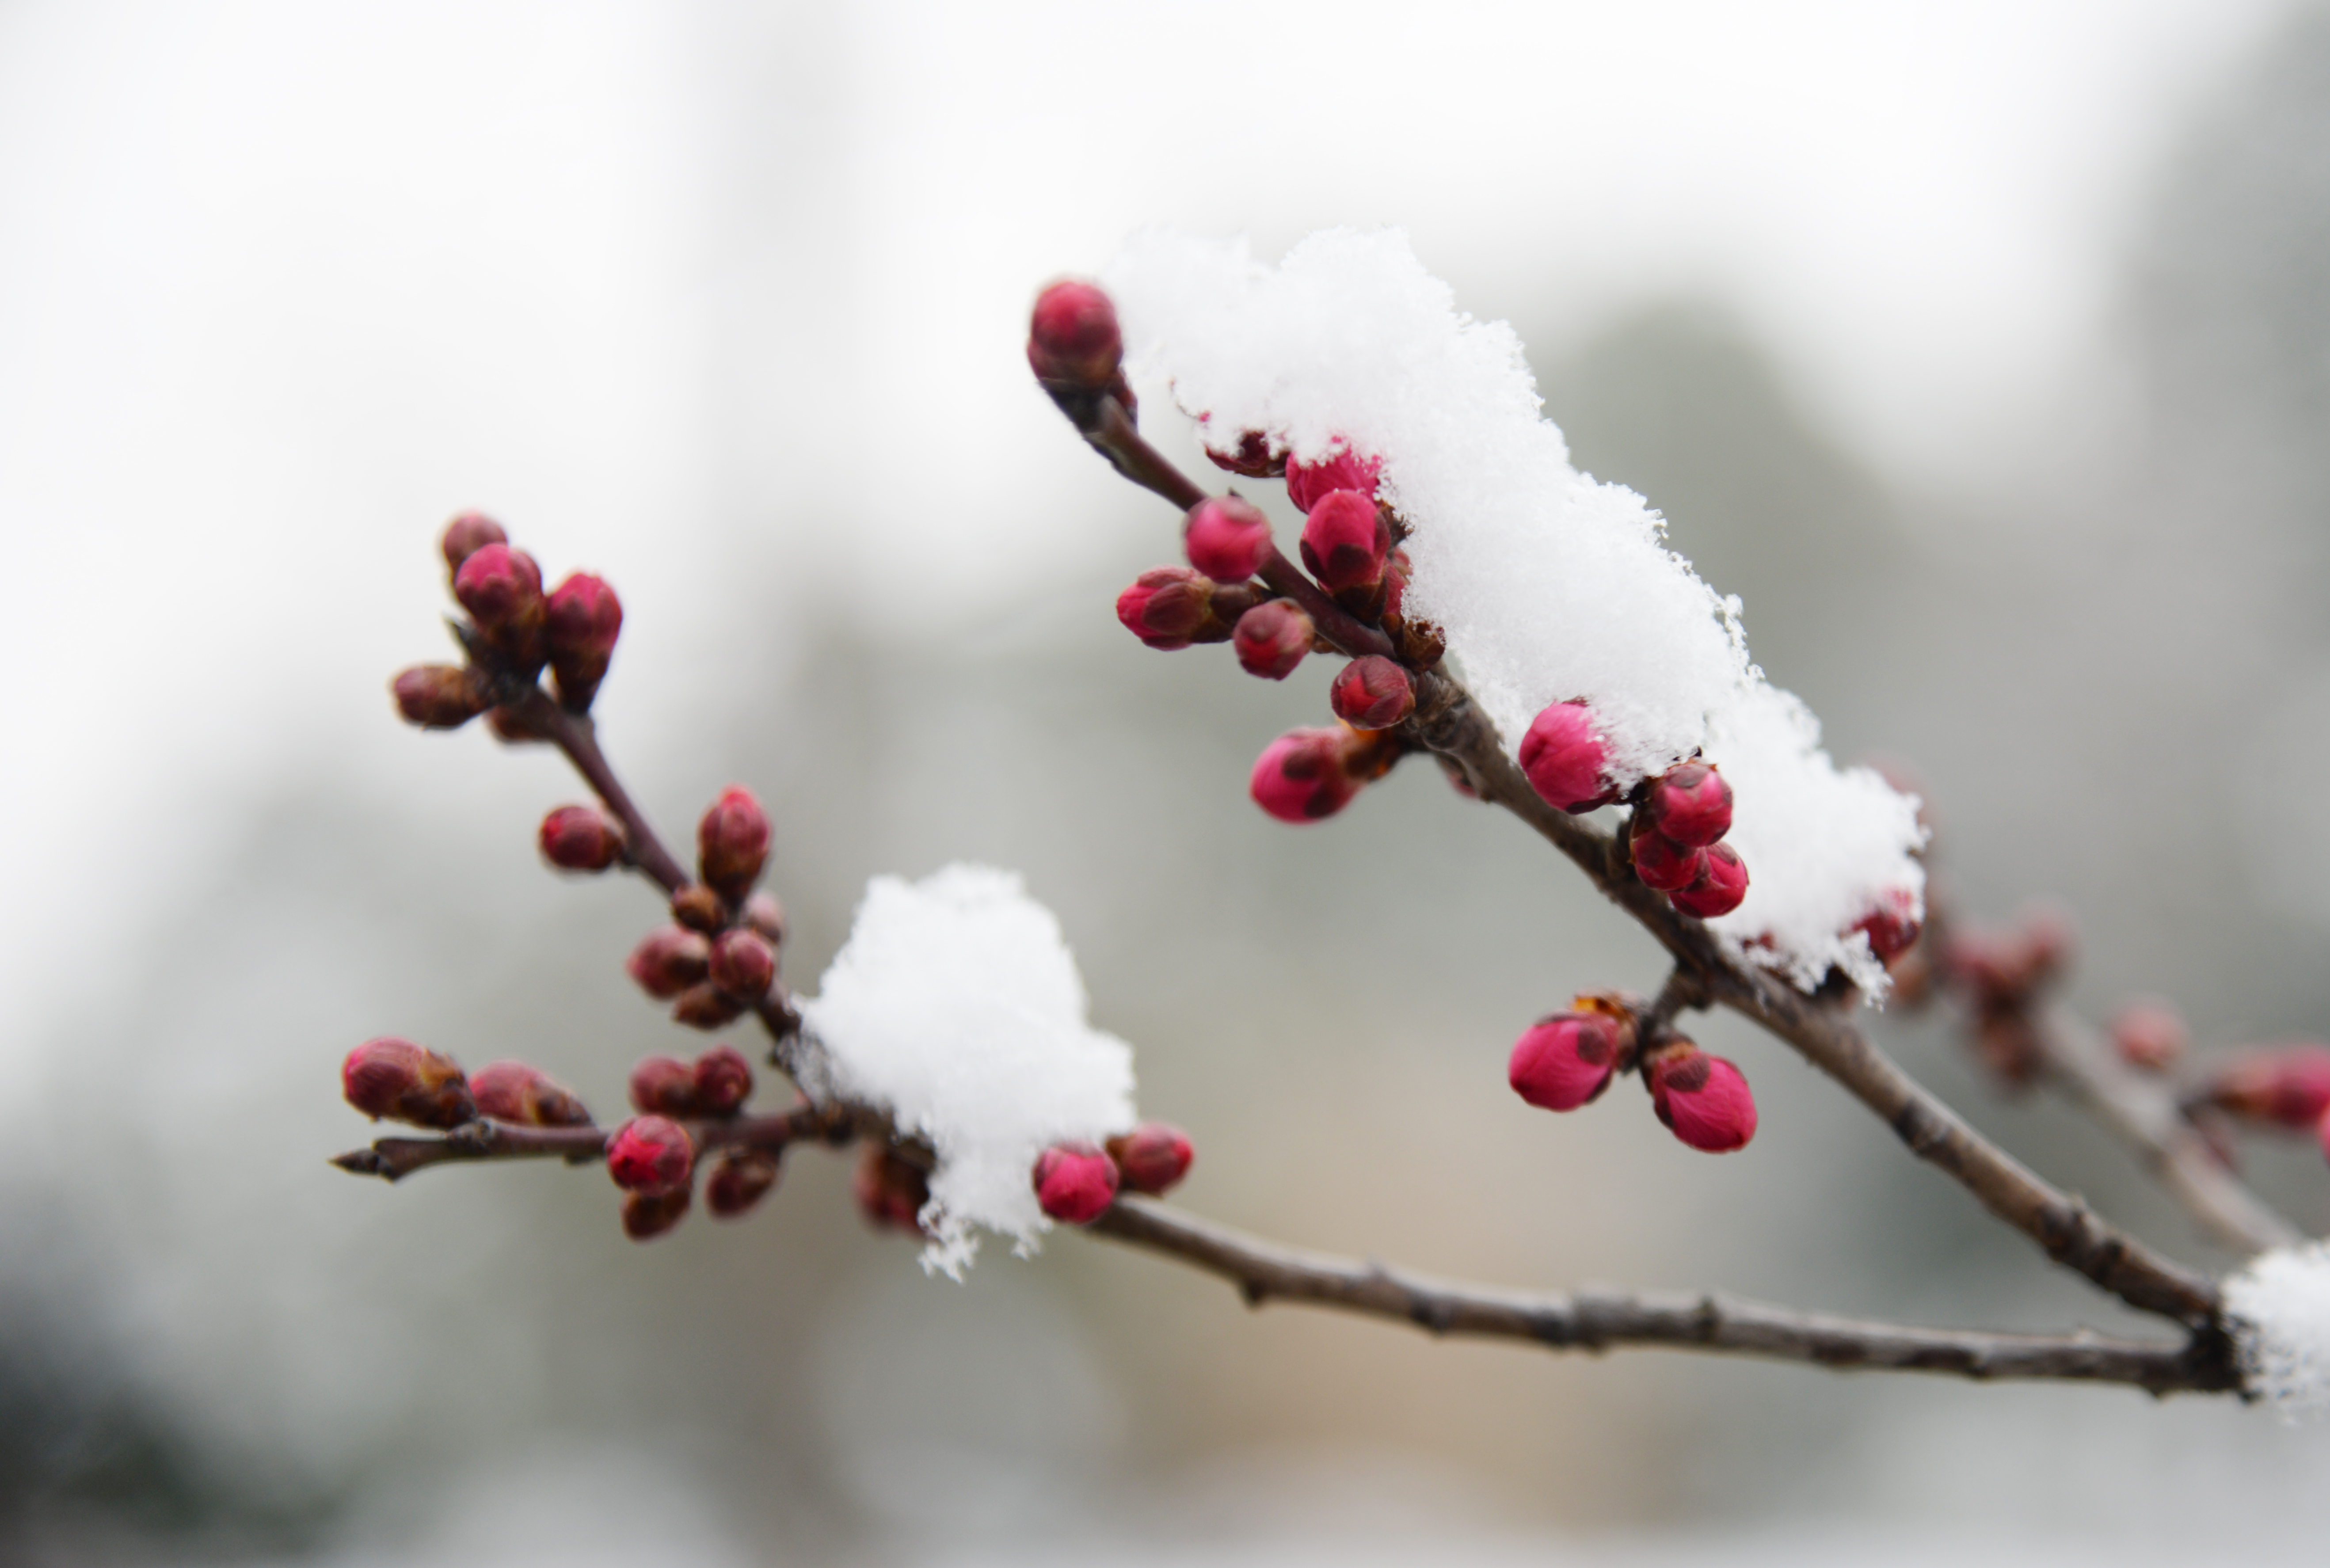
[2225,1241,2330,1422]
[1105,228,1925,993]
[800,864,1138,1277]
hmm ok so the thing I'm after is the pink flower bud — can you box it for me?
[544,572,622,712]
[706,1150,780,1218]
[1518,701,1614,813]
[1329,656,1415,731]
[1629,817,1706,894]
[608,1115,694,1194]
[1232,600,1313,680]
[1298,489,1390,591]
[1646,1042,1758,1153]
[1508,1011,1626,1111]
[1644,761,1733,848]
[452,543,546,655]
[1202,427,1284,478]
[469,1060,592,1127]
[629,1054,699,1117]
[342,1037,474,1128]
[1183,495,1273,583]
[708,929,776,1001]
[1032,1142,1119,1224]
[621,1186,690,1241]
[1116,566,1215,651]
[1284,448,1381,513]
[698,786,770,899]
[391,664,491,729]
[1106,1123,1193,1195]
[2109,1000,2187,1073]
[672,982,746,1031]
[1850,891,1923,964]
[853,1145,930,1233]
[742,891,788,945]
[538,804,624,872]
[626,927,710,1000]
[1670,841,1749,919]
[2211,1045,2330,1130]
[440,511,508,574]
[692,1044,754,1116]
[1250,727,1362,823]
[1026,280,1122,387]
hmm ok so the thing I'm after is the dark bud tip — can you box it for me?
[671,982,746,1031]
[628,1053,701,1117]
[1297,490,1390,592]
[440,511,508,574]
[670,884,728,933]
[621,1186,691,1241]
[853,1145,931,1234]
[626,926,710,1000]
[1104,1123,1193,1196]
[706,1150,780,1218]
[342,1037,474,1129]
[691,1044,755,1116]
[392,664,491,730]
[469,1060,594,1127]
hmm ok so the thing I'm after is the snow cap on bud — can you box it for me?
[1671,841,1749,919]
[691,1044,754,1116]
[1032,1142,1119,1224]
[342,1037,473,1128]
[544,572,622,711]
[1850,891,1923,965]
[854,1145,930,1233]
[742,891,788,946]
[629,1054,699,1117]
[1298,489,1390,591]
[1250,727,1362,823]
[1645,1041,1758,1153]
[708,928,777,1001]
[706,1150,780,1218]
[2109,1000,2187,1073]
[539,804,624,872]
[1202,427,1283,478]
[1027,280,1122,387]
[1629,815,1706,894]
[1232,599,1313,681]
[698,786,770,899]
[2210,1045,2330,1130]
[1330,656,1415,731]
[607,1115,694,1194]
[392,665,490,729]
[1508,1003,1633,1112]
[440,511,508,574]
[1519,701,1614,814]
[671,982,746,1030]
[1284,448,1381,513]
[1107,1123,1193,1195]
[1644,761,1733,848]
[621,1187,690,1241]
[452,543,546,650]
[1183,495,1273,584]
[469,1060,592,1127]
[626,926,710,1000]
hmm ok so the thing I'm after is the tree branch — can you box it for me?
[331,1103,838,1184]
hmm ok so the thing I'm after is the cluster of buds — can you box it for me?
[1505,994,1757,1153]
[605,1044,782,1239]
[1516,708,1749,920]
[392,511,625,733]
[1941,909,2075,1085]
[1029,1123,1195,1225]
[621,787,788,1030]
[2193,1043,2330,1164]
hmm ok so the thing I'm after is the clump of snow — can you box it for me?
[1105,228,1924,993]
[800,864,1137,1277]
[2225,1241,2330,1422]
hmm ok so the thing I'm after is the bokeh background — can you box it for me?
[4,1,2330,1562]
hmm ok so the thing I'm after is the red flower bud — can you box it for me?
[1232,600,1313,680]
[1645,1042,1758,1153]
[672,982,746,1031]
[629,1054,700,1117]
[706,1150,780,1218]
[626,927,710,1000]
[708,929,777,1001]
[1203,427,1284,478]
[1644,761,1732,848]
[1106,1123,1193,1195]
[742,891,788,946]
[544,572,622,712]
[469,1060,592,1127]
[698,786,770,899]
[1285,448,1381,513]
[691,1044,754,1116]
[1298,489,1390,591]
[391,664,491,730]
[1250,727,1363,823]
[452,543,546,658]
[853,1145,930,1233]
[538,804,624,872]
[1026,280,1122,387]
[1850,891,1923,964]
[440,511,508,574]
[1329,656,1415,731]
[2212,1045,2330,1130]
[342,1037,473,1128]
[607,1115,694,1194]
[1629,817,1706,894]
[2109,1000,2187,1073]
[1117,566,1215,651]
[1508,1011,1626,1111]
[1032,1142,1119,1224]
[1670,841,1749,918]
[1519,701,1614,814]
[1183,495,1273,583]
[669,884,727,933]
[621,1186,691,1241]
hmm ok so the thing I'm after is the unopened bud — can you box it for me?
[692,1043,754,1116]
[1850,891,1923,965]
[392,664,490,729]
[698,786,770,899]
[607,1115,694,1194]
[669,884,727,933]
[1645,1041,1758,1153]
[1629,816,1706,894]
[628,1053,699,1117]
[342,1037,473,1128]
[742,891,788,945]
[1032,1142,1119,1224]
[539,804,624,872]
[672,982,746,1031]
[1202,426,1284,478]
[1298,490,1390,591]
[708,929,776,1001]
[853,1145,930,1233]
[1116,566,1218,651]
[2109,1000,2187,1073]
[486,706,546,744]
[2210,1045,2330,1130]
[1508,1009,1627,1111]
[544,572,622,712]
[452,543,546,663]
[1249,727,1362,823]
[1519,701,1615,814]
[469,1060,592,1127]
[706,1150,780,1217]
[1330,656,1415,731]
[1285,448,1381,514]
[1671,841,1749,919]
[1027,280,1122,387]
[1106,1123,1193,1195]
[440,511,508,575]
[1645,761,1732,848]
[1183,496,1273,584]
[626,926,710,999]
[1232,600,1313,680]
[621,1186,690,1241]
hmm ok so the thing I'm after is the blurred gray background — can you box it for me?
[3,0,2328,1562]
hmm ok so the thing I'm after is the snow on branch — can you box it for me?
[2225,1241,2330,1421]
